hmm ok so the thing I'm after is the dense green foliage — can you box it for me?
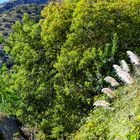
[0,0,140,139]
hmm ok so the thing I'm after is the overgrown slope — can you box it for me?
[74,83,140,139]
[74,53,140,140]
[0,0,140,139]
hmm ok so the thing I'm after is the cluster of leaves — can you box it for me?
[0,0,140,139]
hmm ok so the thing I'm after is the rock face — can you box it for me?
[0,114,18,139]
[0,0,48,13]
[0,113,30,140]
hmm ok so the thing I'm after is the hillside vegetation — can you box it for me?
[0,0,140,139]
[0,4,44,38]
[74,51,140,140]
[0,0,47,13]
[75,84,140,139]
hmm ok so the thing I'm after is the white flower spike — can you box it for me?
[104,76,119,87]
[101,88,116,99]
[127,51,140,66]
[94,100,110,107]
[113,64,134,84]
[120,60,130,73]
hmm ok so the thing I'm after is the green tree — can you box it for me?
[4,13,50,129]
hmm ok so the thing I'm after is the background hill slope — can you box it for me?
[0,4,44,38]
[0,0,48,38]
[0,0,47,13]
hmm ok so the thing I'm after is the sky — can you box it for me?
[0,0,9,4]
